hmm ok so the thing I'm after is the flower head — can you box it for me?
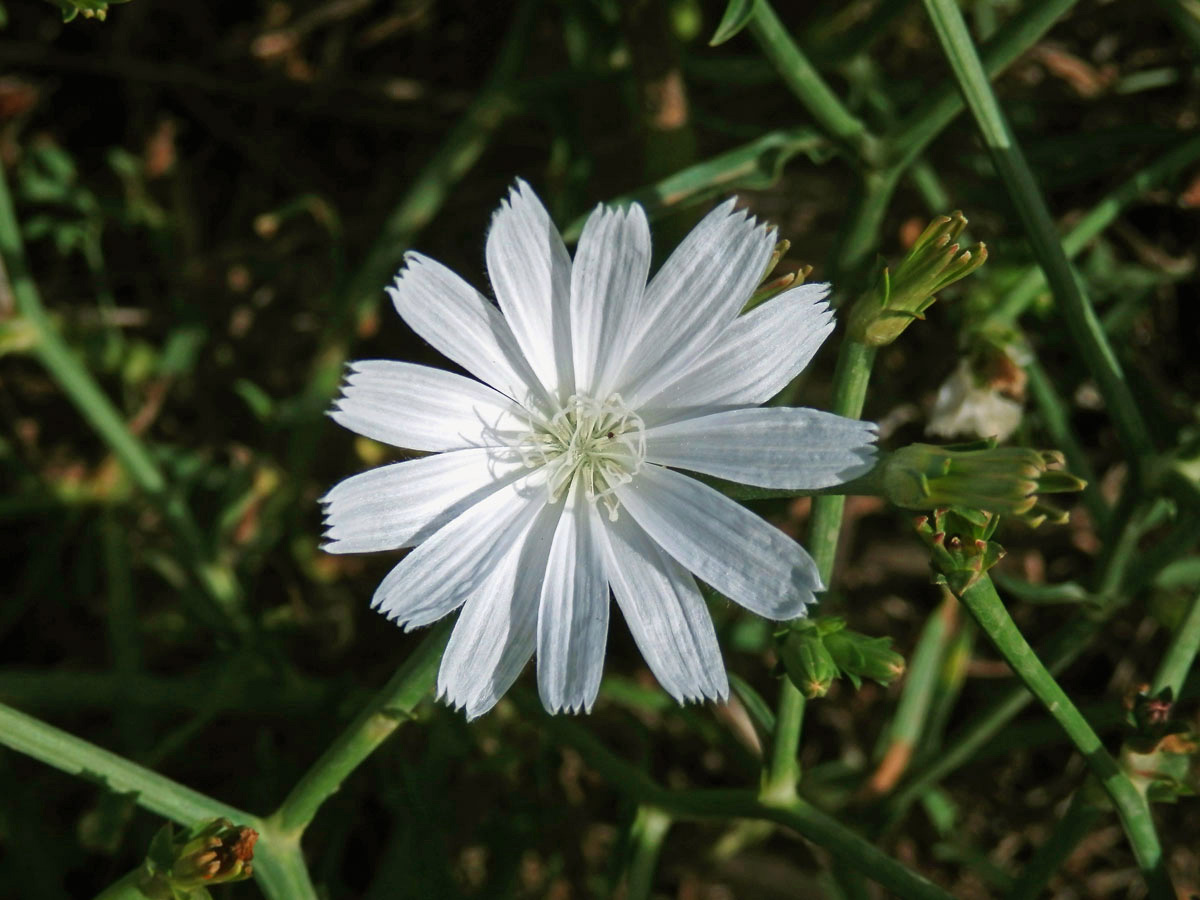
[323,180,877,717]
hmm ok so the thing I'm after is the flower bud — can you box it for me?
[142,818,257,898]
[1120,685,1199,803]
[881,442,1085,528]
[847,211,987,347]
[914,507,1007,595]
[745,238,813,311]
[779,619,906,697]
[779,626,838,699]
[822,629,906,689]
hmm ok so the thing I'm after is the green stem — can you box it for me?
[922,0,1155,467]
[747,0,880,161]
[561,127,828,243]
[0,701,250,826]
[832,165,904,284]
[956,576,1173,898]
[986,132,1200,326]
[1151,591,1200,699]
[525,699,954,900]
[886,496,1150,820]
[871,595,956,792]
[624,806,672,900]
[267,622,451,838]
[887,0,1078,168]
[765,339,877,800]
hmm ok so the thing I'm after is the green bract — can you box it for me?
[847,212,987,347]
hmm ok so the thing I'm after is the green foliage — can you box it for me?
[709,0,757,46]
[46,0,130,22]
[2,0,1199,897]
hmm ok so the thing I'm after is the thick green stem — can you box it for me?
[923,0,1155,468]
[888,0,1078,168]
[267,622,451,838]
[0,701,251,825]
[956,576,1173,899]
[765,339,877,799]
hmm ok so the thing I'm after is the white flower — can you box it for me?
[322,180,877,718]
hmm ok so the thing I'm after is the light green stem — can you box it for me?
[765,339,877,800]
[876,596,956,777]
[888,0,1078,167]
[922,0,1155,467]
[1151,591,1200,699]
[956,576,1173,898]
[525,698,955,900]
[0,700,249,826]
[747,0,880,161]
[267,622,451,838]
[985,132,1200,327]
[624,806,672,900]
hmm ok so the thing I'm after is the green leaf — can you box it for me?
[728,673,775,738]
[709,0,757,46]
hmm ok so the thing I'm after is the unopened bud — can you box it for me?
[823,629,906,689]
[779,626,838,699]
[848,211,987,346]
[746,239,813,311]
[915,507,1007,595]
[882,442,1085,527]
[142,818,257,897]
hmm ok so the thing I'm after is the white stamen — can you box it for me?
[513,394,645,519]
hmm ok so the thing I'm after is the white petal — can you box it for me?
[388,252,550,410]
[639,283,834,412]
[437,503,561,719]
[569,203,652,397]
[371,471,547,629]
[600,514,728,703]
[486,180,574,399]
[330,361,527,452]
[537,487,610,714]
[321,448,527,554]
[644,407,877,489]
[614,464,819,620]
[618,200,777,407]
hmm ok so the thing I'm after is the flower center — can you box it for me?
[516,394,646,519]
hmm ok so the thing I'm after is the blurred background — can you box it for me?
[1,0,1198,897]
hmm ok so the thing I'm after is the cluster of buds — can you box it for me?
[779,617,905,699]
[745,238,813,311]
[53,0,130,22]
[140,818,257,899]
[881,440,1086,528]
[848,211,987,347]
[1119,685,1199,804]
[914,506,1007,596]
